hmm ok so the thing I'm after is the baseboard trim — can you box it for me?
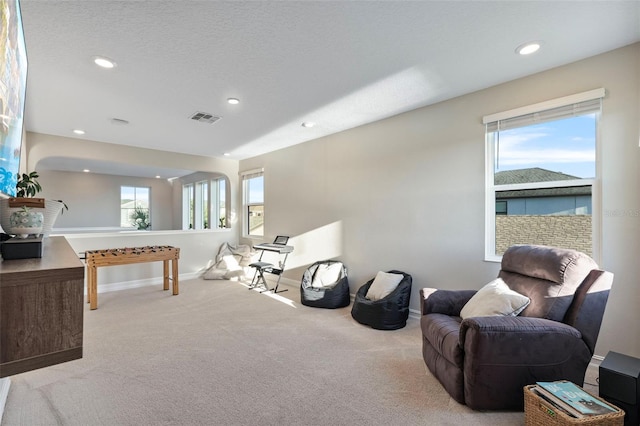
[0,378,10,423]
[408,308,421,320]
[590,354,604,369]
[92,272,201,294]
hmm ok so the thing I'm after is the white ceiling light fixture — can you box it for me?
[301,122,315,128]
[83,169,90,173]
[93,56,117,69]
[516,41,542,55]
[223,152,231,156]
[73,129,85,135]
[227,98,240,105]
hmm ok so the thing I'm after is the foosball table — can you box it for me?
[84,245,180,310]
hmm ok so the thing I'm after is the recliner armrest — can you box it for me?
[459,316,586,364]
[457,315,593,410]
[420,288,476,316]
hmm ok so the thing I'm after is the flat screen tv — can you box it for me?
[0,0,27,197]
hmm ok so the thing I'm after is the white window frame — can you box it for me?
[120,185,151,229]
[241,168,264,238]
[194,180,208,229]
[483,89,605,262]
[182,177,228,230]
[182,183,194,229]
[212,177,226,229]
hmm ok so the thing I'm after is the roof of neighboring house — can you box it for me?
[495,167,592,199]
[495,167,582,184]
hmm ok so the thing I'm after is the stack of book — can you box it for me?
[530,380,621,419]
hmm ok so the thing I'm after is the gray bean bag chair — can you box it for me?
[300,260,350,309]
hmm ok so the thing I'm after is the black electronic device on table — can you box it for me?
[599,351,640,426]
[1,235,43,260]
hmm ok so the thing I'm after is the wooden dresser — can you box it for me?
[0,236,84,377]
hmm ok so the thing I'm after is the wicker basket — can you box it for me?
[524,384,625,426]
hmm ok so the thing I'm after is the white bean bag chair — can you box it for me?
[202,242,255,280]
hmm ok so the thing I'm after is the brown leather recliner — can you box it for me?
[420,245,613,410]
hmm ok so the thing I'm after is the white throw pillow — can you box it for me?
[365,271,404,301]
[311,263,343,288]
[460,278,530,320]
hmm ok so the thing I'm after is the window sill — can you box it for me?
[484,254,502,263]
[52,228,232,238]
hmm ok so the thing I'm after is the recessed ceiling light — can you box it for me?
[93,56,117,69]
[516,42,542,55]
[223,152,231,157]
[155,175,161,179]
[73,129,85,135]
[83,169,90,173]
[301,122,315,128]
[227,98,240,105]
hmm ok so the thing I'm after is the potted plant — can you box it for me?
[16,171,43,198]
[0,171,68,237]
[130,207,151,230]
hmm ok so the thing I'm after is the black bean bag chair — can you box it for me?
[351,270,412,330]
[300,260,350,309]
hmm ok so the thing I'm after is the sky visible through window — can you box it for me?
[121,186,135,202]
[121,186,149,206]
[248,176,264,203]
[495,114,596,179]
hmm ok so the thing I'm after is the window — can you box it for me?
[495,200,507,216]
[215,178,226,228]
[195,180,208,229]
[182,177,227,230]
[121,186,151,229]
[182,183,194,229]
[484,89,604,260]
[241,169,264,237]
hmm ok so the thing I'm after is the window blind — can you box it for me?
[483,88,605,132]
[240,168,264,180]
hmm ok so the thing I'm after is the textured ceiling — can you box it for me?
[19,1,640,177]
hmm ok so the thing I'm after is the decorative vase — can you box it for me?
[8,208,44,238]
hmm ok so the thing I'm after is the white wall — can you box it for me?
[61,230,235,293]
[37,170,175,230]
[24,132,241,233]
[240,43,640,358]
[25,133,239,180]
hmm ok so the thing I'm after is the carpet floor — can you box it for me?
[1,278,600,425]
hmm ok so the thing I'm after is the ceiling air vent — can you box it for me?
[111,118,129,125]
[190,112,222,124]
